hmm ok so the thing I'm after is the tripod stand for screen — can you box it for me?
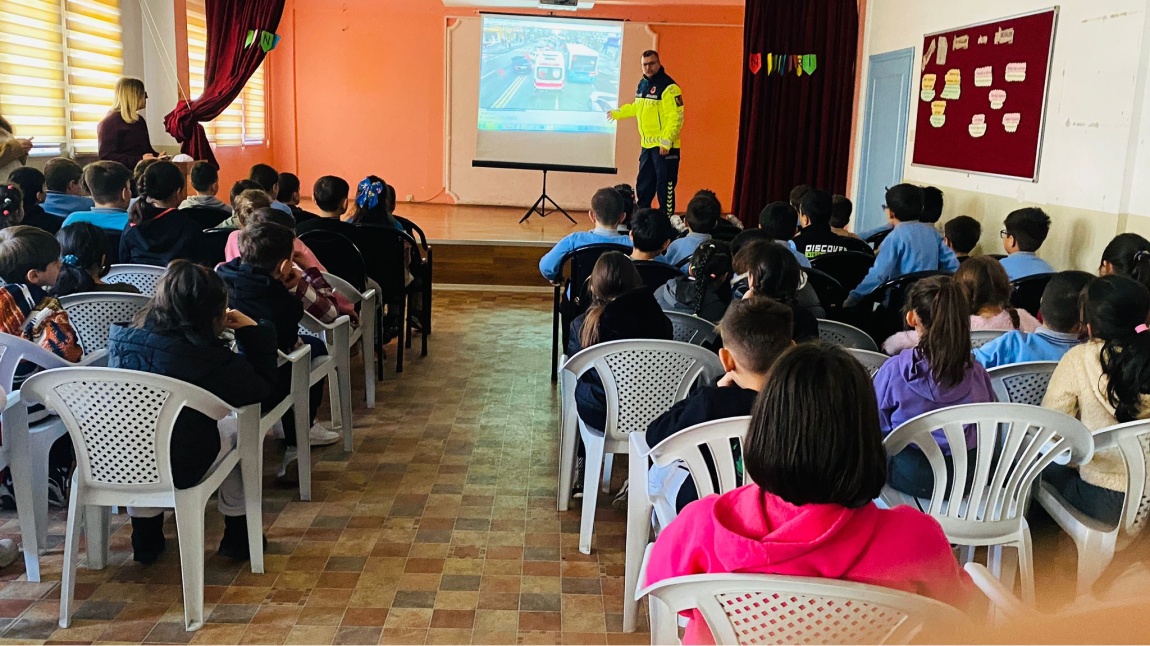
[521,169,575,224]
[469,161,619,224]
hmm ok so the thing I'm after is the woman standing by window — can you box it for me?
[0,114,33,180]
[97,77,166,168]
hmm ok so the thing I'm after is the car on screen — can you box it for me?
[512,55,532,74]
[589,91,616,112]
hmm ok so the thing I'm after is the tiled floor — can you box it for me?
[0,290,647,645]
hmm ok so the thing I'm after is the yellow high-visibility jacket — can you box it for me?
[610,69,683,150]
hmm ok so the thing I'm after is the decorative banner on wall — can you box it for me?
[244,29,281,52]
[749,53,818,76]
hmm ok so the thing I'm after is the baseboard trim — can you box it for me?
[433,283,553,294]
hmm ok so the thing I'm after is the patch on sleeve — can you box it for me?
[674,95,684,107]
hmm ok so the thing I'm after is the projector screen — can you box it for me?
[475,14,623,171]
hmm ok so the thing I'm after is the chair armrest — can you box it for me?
[635,543,655,600]
[963,563,1030,619]
[300,313,352,334]
[277,345,311,367]
[78,350,108,367]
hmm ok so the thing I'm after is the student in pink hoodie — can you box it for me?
[644,343,972,645]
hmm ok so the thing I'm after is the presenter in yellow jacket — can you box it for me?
[609,50,684,219]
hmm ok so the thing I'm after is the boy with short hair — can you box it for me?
[7,166,58,234]
[1000,207,1055,280]
[664,189,720,268]
[629,207,673,262]
[180,161,233,214]
[276,172,318,225]
[974,270,1093,368]
[844,184,959,307]
[296,176,358,238]
[920,186,944,225]
[943,215,981,263]
[63,161,132,230]
[830,194,859,239]
[731,201,811,268]
[249,163,293,215]
[41,158,94,218]
[538,187,631,282]
[792,189,873,258]
[788,184,810,211]
[645,297,794,510]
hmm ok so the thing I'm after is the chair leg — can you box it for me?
[1074,530,1117,596]
[237,428,265,575]
[551,287,560,383]
[294,390,312,502]
[7,415,40,582]
[557,401,577,512]
[363,308,377,409]
[624,450,653,633]
[375,308,384,382]
[601,454,614,494]
[58,480,83,628]
[84,505,110,570]
[1018,531,1035,604]
[172,499,207,631]
[396,298,406,373]
[579,432,605,555]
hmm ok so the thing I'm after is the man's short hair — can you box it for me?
[248,164,279,193]
[799,189,833,228]
[642,50,659,59]
[788,184,811,210]
[277,172,301,203]
[189,161,219,192]
[885,184,923,222]
[684,190,720,234]
[312,176,350,213]
[630,207,674,253]
[238,221,295,272]
[590,187,626,226]
[943,216,981,254]
[921,186,944,224]
[830,194,852,229]
[758,201,798,241]
[717,296,793,373]
[1004,207,1051,252]
[82,161,132,204]
[44,158,83,193]
[1040,270,1094,333]
[0,225,60,284]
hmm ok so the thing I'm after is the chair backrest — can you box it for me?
[196,227,233,267]
[641,572,966,645]
[864,271,951,341]
[183,206,229,230]
[346,223,418,299]
[562,339,724,442]
[818,319,880,351]
[103,229,122,265]
[20,367,234,494]
[849,348,891,378]
[0,333,72,391]
[298,230,368,292]
[802,267,846,313]
[321,271,370,305]
[103,264,167,296]
[634,260,683,289]
[1010,273,1054,316]
[664,311,718,346]
[866,227,894,249]
[810,251,876,294]
[883,403,1093,537]
[971,330,1007,349]
[560,243,632,311]
[392,215,429,250]
[1093,419,1150,540]
[986,361,1058,407]
[58,293,151,358]
[648,417,750,500]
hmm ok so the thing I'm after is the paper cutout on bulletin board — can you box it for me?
[1005,62,1027,82]
[930,100,947,127]
[1003,112,1021,132]
[989,89,1007,109]
[921,73,937,101]
[936,36,948,65]
[969,114,987,138]
[974,66,993,87]
[923,39,937,71]
[978,35,989,45]
[995,27,1015,45]
[953,35,970,50]
[940,69,961,99]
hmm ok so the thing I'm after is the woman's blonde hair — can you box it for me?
[233,189,272,228]
[112,77,146,123]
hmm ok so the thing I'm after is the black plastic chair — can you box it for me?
[103,229,122,265]
[802,267,847,319]
[1011,272,1054,318]
[347,223,427,375]
[634,260,682,289]
[810,251,876,295]
[550,243,631,382]
[298,230,368,292]
[196,227,233,267]
[866,227,894,250]
[855,270,951,343]
[183,206,230,230]
[394,215,433,337]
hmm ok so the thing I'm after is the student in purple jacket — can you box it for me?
[97,78,165,169]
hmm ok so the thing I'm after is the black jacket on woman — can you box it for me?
[107,321,278,489]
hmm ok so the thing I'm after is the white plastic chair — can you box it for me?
[103,264,167,295]
[849,348,891,378]
[624,417,751,632]
[1035,419,1150,594]
[818,319,879,351]
[59,292,151,364]
[881,403,1094,603]
[322,272,378,409]
[557,339,724,554]
[637,572,968,645]
[20,367,264,632]
[987,361,1058,407]
[663,311,718,346]
[971,330,1007,349]
[298,314,355,452]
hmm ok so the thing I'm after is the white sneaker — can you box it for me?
[309,424,340,446]
[278,447,297,479]
[0,539,19,569]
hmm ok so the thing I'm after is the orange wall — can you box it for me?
[270,0,743,208]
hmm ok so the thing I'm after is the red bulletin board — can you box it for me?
[910,8,1058,181]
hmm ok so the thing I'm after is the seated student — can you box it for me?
[664,190,721,268]
[296,175,358,238]
[345,176,404,231]
[733,240,819,342]
[999,207,1055,280]
[920,186,944,225]
[179,161,232,214]
[788,184,810,211]
[539,188,631,283]
[119,161,205,267]
[792,188,874,258]
[830,194,860,239]
[844,184,959,308]
[224,199,327,268]
[654,241,733,323]
[646,297,794,511]
[54,222,142,296]
[614,183,636,233]
[216,222,342,465]
[41,158,94,218]
[249,163,293,215]
[731,201,812,269]
[1098,233,1150,293]
[883,256,1040,354]
[0,182,22,228]
[1043,275,1150,525]
[873,276,995,497]
[975,270,1092,369]
[628,207,679,286]
[645,342,973,644]
[8,167,60,234]
[276,172,318,226]
[107,261,276,562]
[128,157,159,210]
[62,161,131,231]
[944,215,981,263]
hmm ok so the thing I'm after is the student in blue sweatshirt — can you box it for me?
[62,161,131,231]
[999,207,1055,280]
[664,190,720,269]
[41,158,94,218]
[730,201,811,269]
[539,188,632,282]
[974,270,1091,369]
[844,184,959,307]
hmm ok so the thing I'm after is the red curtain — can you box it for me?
[732,0,858,225]
[163,0,285,167]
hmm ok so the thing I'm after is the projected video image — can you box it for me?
[478,16,623,134]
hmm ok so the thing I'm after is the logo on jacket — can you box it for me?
[649,87,658,95]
